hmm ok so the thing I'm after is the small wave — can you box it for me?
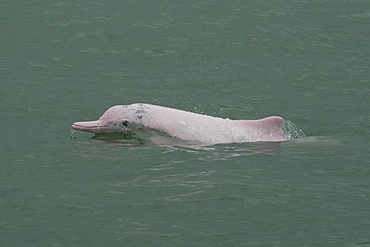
[281,120,306,140]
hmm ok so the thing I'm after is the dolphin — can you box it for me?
[72,103,289,143]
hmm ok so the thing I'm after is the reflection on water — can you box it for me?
[71,129,285,157]
[71,119,308,156]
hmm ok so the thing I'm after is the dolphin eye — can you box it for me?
[122,120,129,127]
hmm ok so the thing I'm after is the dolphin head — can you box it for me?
[72,105,131,133]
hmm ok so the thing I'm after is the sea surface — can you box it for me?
[1,0,370,246]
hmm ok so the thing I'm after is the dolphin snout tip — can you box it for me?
[72,122,85,131]
[71,120,107,133]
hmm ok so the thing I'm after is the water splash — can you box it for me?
[281,120,306,140]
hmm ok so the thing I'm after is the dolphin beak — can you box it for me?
[72,120,106,133]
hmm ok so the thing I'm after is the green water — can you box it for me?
[1,0,369,246]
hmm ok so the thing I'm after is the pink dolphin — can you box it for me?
[72,103,288,143]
